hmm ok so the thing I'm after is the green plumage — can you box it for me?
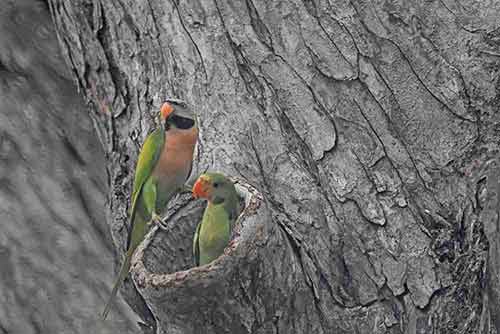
[193,173,239,266]
[128,128,165,249]
[101,128,165,320]
[101,101,197,320]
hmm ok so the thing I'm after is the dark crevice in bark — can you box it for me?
[271,54,339,148]
[356,64,442,197]
[301,0,357,76]
[145,0,170,80]
[274,216,331,331]
[245,0,274,51]
[353,89,429,195]
[215,4,273,130]
[115,0,141,39]
[247,129,273,195]
[0,321,7,334]
[48,4,85,92]
[171,0,208,81]
[387,38,476,124]
[95,6,127,112]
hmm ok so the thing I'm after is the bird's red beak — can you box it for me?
[192,175,211,199]
[160,102,174,120]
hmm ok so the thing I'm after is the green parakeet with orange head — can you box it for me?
[191,173,240,266]
[102,100,198,319]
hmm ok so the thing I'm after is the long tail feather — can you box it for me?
[101,249,133,320]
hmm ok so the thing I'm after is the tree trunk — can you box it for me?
[0,1,140,333]
[48,0,500,333]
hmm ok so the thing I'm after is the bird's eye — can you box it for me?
[213,182,219,188]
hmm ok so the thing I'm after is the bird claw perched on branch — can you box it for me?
[155,219,170,231]
[147,213,163,227]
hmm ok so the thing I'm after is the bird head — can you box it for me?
[158,99,196,130]
[192,173,236,204]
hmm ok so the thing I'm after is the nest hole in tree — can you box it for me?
[140,178,259,276]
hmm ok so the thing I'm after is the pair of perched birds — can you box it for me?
[101,101,239,319]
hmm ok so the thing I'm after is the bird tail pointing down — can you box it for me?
[101,249,133,320]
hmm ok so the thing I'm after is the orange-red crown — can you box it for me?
[192,175,212,199]
[160,102,174,120]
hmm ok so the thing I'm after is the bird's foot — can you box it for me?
[152,212,162,224]
[148,213,168,229]
[156,214,171,230]
[224,238,239,255]
[229,231,241,245]
[229,238,239,248]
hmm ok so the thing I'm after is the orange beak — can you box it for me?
[160,102,174,120]
[192,175,211,199]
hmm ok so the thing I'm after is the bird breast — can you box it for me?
[152,127,198,190]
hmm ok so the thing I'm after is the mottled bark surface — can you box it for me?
[48,0,499,333]
[0,1,139,333]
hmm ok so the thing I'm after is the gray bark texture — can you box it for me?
[0,1,140,333]
[45,0,500,333]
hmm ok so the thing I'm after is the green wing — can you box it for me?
[127,128,164,246]
[193,221,202,266]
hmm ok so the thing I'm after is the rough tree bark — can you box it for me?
[0,1,139,333]
[48,0,499,333]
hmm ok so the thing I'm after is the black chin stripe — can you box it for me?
[170,114,195,129]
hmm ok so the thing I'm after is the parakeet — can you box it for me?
[102,100,198,319]
[191,173,239,266]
